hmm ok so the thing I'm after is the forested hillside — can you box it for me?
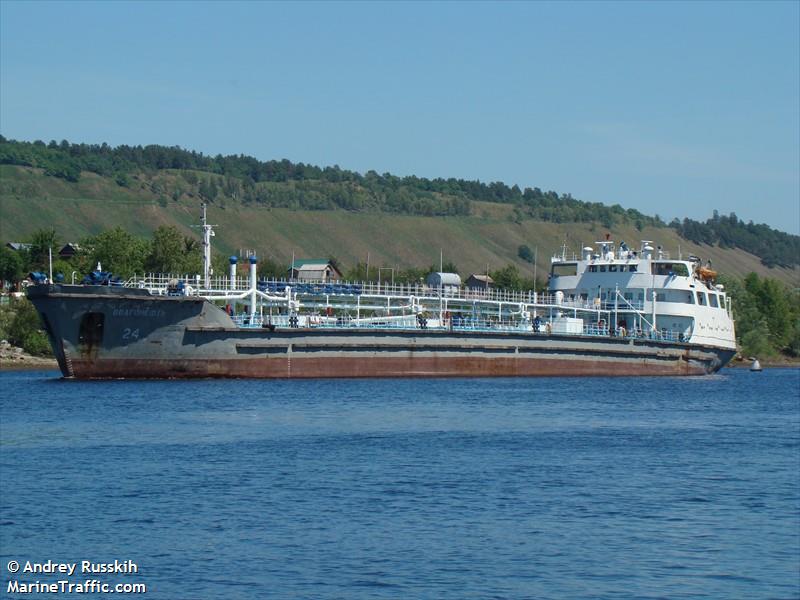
[2,136,797,270]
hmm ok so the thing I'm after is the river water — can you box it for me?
[1,368,798,599]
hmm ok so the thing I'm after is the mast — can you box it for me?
[200,204,216,290]
[651,272,657,332]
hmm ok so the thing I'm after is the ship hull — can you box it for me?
[62,354,729,379]
[28,285,736,379]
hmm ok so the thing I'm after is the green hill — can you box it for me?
[1,163,797,286]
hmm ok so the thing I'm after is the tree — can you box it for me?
[327,255,342,273]
[0,247,24,288]
[743,273,793,349]
[441,261,459,274]
[26,228,59,270]
[50,259,74,283]
[199,177,218,201]
[741,326,775,359]
[757,277,792,348]
[721,272,800,357]
[344,262,372,282]
[518,245,534,263]
[182,237,203,275]
[787,317,800,358]
[83,227,148,277]
[6,297,51,356]
[491,264,523,291]
[257,256,288,279]
[146,226,186,274]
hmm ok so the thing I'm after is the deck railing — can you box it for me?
[127,274,655,314]
[230,314,686,343]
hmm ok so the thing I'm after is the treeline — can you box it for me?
[0,136,658,225]
[1,136,798,267]
[719,273,800,359]
[0,226,215,285]
[1,226,545,292]
[671,211,799,268]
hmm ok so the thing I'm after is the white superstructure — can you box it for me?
[548,239,736,350]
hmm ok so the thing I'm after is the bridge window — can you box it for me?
[652,262,690,276]
[657,291,696,303]
[696,291,707,306]
[709,294,719,308]
[551,263,578,277]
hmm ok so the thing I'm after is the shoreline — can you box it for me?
[0,358,59,371]
[727,358,800,369]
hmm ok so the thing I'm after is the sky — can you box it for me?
[1,1,798,234]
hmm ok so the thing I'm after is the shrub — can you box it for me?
[7,298,52,357]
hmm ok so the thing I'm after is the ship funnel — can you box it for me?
[229,256,237,291]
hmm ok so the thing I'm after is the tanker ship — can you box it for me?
[27,210,737,379]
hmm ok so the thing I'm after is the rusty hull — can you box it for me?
[64,354,717,379]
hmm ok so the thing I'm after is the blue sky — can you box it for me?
[2,1,798,234]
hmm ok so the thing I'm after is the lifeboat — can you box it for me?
[696,266,717,282]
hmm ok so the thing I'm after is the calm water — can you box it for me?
[1,369,798,599]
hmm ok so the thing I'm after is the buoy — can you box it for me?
[750,358,762,372]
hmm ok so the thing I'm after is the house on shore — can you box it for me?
[426,272,461,292]
[465,274,494,290]
[58,243,81,259]
[289,259,342,282]
[5,242,31,252]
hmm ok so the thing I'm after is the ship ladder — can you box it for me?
[62,346,76,378]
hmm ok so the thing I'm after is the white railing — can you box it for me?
[228,312,687,343]
[113,274,692,345]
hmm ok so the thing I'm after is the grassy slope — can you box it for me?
[1,165,797,285]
